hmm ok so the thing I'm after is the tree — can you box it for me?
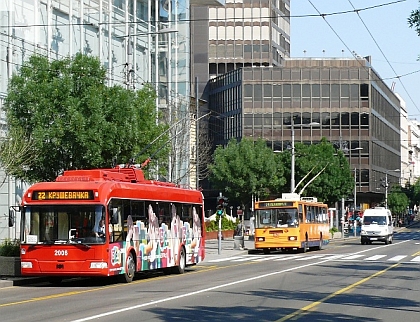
[277,138,354,205]
[411,178,420,206]
[209,138,286,209]
[408,5,420,36]
[3,53,168,182]
[0,127,37,185]
[388,188,409,216]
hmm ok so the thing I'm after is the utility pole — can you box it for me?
[291,119,295,193]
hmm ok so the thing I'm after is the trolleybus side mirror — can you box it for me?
[8,208,15,227]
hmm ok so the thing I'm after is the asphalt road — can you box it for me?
[1,225,419,322]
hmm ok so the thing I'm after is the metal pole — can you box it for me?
[341,197,345,239]
[218,214,222,255]
[195,76,199,189]
[354,168,357,237]
[291,119,295,193]
[385,172,388,209]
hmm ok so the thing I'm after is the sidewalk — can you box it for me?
[204,236,255,262]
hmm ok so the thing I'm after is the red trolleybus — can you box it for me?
[18,166,205,283]
[254,193,329,253]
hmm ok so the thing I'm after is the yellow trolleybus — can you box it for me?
[254,193,329,253]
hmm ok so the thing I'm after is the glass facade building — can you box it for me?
[207,58,402,207]
[0,0,192,241]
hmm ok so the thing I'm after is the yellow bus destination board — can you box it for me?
[32,191,95,200]
[256,201,294,208]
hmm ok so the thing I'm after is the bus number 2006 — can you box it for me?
[54,250,68,256]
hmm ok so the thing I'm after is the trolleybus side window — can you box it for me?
[298,204,303,223]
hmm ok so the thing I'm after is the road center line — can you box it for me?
[275,262,400,322]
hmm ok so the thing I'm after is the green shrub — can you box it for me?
[329,227,339,237]
[205,215,238,232]
[0,239,21,257]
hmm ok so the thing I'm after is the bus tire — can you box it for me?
[300,234,308,253]
[317,238,323,250]
[121,251,136,283]
[263,248,270,254]
[173,246,186,274]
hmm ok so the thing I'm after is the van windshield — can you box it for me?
[363,215,387,225]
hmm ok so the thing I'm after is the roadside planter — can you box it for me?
[0,239,21,277]
[0,256,21,277]
[205,230,234,240]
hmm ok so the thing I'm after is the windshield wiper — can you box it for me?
[68,239,91,249]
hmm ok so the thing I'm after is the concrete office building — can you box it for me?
[191,0,290,99]
[207,57,403,208]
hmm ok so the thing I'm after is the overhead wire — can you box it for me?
[0,0,406,28]
[346,0,420,114]
[1,0,418,113]
[306,0,419,116]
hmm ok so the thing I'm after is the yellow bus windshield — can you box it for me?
[256,208,299,228]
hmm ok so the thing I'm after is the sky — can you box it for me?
[290,0,420,119]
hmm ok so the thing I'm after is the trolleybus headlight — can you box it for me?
[90,262,108,269]
[257,237,265,242]
[288,236,297,241]
[21,261,33,269]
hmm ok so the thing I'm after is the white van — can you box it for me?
[360,207,394,245]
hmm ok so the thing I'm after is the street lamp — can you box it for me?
[385,169,400,208]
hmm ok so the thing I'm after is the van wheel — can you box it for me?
[389,236,393,244]
[385,237,389,245]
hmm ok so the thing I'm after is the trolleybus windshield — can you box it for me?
[22,205,106,245]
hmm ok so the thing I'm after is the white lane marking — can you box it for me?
[253,255,287,262]
[388,255,407,262]
[274,255,300,261]
[321,255,346,260]
[343,254,365,260]
[410,256,420,262]
[365,255,387,261]
[207,256,245,263]
[232,256,261,262]
[296,255,325,261]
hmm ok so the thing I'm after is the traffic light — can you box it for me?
[217,195,229,208]
[216,207,223,216]
[216,195,228,216]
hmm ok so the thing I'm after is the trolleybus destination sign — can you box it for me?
[32,190,95,200]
